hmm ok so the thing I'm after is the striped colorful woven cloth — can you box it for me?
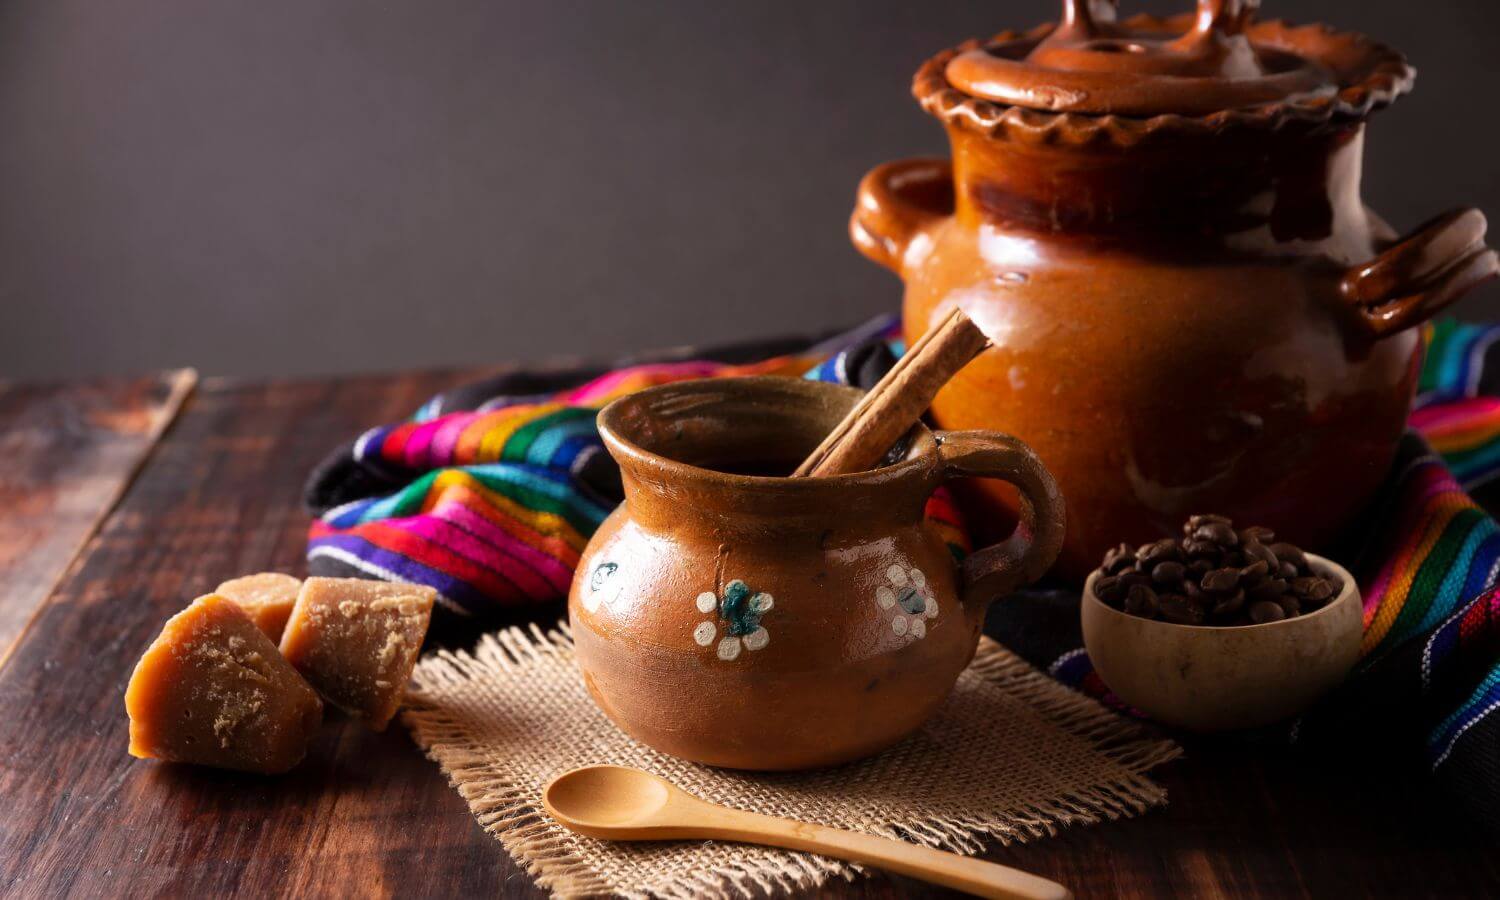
[306,354,820,619]
[304,316,967,626]
[1036,319,1500,826]
[305,316,1500,827]
[1412,319,1500,488]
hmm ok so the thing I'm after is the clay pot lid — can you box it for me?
[918,1,1414,144]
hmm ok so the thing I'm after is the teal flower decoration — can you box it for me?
[692,579,773,660]
[581,561,621,613]
[874,564,938,639]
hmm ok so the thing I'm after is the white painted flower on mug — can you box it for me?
[874,563,938,639]
[582,561,624,613]
[692,579,773,661]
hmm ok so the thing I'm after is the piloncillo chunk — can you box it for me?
[216,572,302,642]
[126,593,323,774]
[278,577,436,730]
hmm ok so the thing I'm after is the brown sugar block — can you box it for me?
[279,577,436,730]
[216,572,302,642]
[126,593,323,774]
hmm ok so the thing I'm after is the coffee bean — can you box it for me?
[1269,542,1307,571]
[1202,567,1241,593]
[1239,526,1275,545]
[1184,540,1220,560]
[1156,593,1187,616]
[1093,515,1338,630]
[1211,588,1245,617]
[1160,594,1205,625]
[1095,575,1125,605]
[1239,559,1269,585]
[1151,561,1187,586]
[1246,578,1286,605]
[1102,543,1137,575]
[1124,583,1159,616]
[1139,538,1182,567]
[1185,513,1232,533]
[1193,522,1240,547]
[1245,541,1279,570]
[1290,577,1320,599]
[1249,600,1287,624]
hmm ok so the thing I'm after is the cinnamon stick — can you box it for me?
[793,308,989,477]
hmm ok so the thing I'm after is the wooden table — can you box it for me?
[2,371,1497,899]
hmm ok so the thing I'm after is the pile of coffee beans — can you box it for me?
[1091,514,1344,626]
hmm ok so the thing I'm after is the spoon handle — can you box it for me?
[697,809,1070,900]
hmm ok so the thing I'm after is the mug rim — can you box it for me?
[596,375,940,493]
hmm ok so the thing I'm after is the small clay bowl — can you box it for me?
[1080,554,1361,732]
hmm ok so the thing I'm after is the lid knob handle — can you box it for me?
[1057,0,1119,40]
[1192,0,1260,39]
[1168,0,1263,76]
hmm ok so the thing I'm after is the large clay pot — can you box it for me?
[852,1,1499,582]
[569,377,1064,770]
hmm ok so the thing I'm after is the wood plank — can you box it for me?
[0,371,195,665]
[0,371,529,899]
[980,739,1500,898]
[0,371,1496,899]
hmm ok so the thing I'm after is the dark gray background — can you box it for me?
[2,1,1496,379]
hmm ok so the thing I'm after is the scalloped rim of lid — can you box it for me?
[914,13,1415,147]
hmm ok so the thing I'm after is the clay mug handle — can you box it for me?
[850,158,954,277]
[935,431,1066,606]
[1340,208,1500,339]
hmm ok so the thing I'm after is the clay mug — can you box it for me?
[569,376,1065,770]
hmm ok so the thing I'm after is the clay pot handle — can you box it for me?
[935,431,1066,606]
[1340,208,1500,339]
[850,158,954,277]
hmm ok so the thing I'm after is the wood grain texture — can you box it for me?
[0,372,526,899]
[0,371,194,664]
[0,373,1496,899]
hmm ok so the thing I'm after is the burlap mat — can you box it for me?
[401,623,1181,899]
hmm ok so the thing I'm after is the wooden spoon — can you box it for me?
[542,765,1071,900]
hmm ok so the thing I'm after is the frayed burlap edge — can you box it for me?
[402,623,1181,899]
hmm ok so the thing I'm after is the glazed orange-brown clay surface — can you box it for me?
[852,1,1498,581]
[571,377,1064,771]
[216,572,302,642]
[125,593,323,774]
[279,577,436,730]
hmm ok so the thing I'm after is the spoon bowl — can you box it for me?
[542,765,1071,900]
[543,765,683,836]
